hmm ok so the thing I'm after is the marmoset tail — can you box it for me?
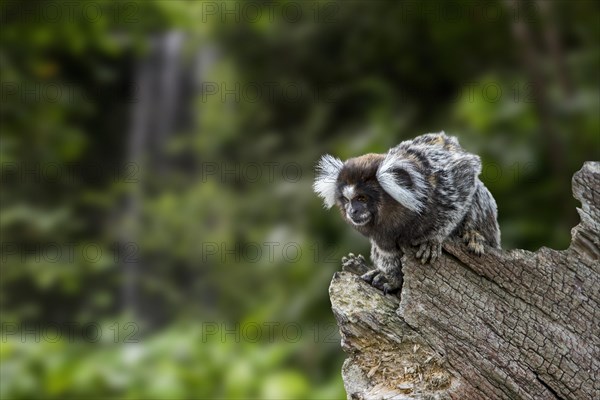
[313,132,500,294]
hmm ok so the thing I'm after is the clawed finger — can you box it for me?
[430,250,438,263]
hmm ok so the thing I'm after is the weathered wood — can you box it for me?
[329,162,599,400]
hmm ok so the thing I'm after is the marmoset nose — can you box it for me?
[351,209,360,217]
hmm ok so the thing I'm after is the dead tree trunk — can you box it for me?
[329,162,599,400]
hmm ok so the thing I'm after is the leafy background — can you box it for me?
[1,0,598,398]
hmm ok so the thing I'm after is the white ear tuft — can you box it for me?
[376,153,427,213]
[313,154,344,209]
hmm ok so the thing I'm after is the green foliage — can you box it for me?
[1,322,345,399]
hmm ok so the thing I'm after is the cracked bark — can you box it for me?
[329,162,599,400]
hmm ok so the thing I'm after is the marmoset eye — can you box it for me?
[356,195,367,203]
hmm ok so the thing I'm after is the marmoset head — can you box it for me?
[313,152,427,235]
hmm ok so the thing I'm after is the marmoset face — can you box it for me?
[314,150,424,237]
[336,184,374,226]
[334,154,385,228]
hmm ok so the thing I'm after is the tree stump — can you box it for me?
[329,162,599,400]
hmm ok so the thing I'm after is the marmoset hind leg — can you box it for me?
[359,246,403,295]
[458,184,501,254]
[340,252,403,295]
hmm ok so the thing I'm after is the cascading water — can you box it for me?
[119,32,217,324]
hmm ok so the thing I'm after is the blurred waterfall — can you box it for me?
[120,32,215,324]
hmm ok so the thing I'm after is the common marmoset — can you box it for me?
[313,132,501,294]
